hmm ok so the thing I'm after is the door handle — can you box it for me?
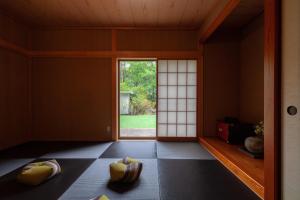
[287,106,297,116]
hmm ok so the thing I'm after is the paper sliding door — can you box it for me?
[157,60,197,138]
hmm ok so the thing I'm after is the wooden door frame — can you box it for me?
[264,0,280,199]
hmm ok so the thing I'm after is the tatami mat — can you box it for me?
[158,159,260,200]
[59,159,159,200]
[157,142,215,159]
[100,141,157,158]
[41,142,112,159]
[0,159,95,200]
[0,159,34,177]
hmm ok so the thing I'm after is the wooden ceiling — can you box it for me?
[220,0,264,29]
[0,0,224,28]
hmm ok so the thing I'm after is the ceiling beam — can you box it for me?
[197,0,240,43]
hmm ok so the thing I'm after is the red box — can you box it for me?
[217,122,230,143]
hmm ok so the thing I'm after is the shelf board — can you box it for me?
[199,136,264,199]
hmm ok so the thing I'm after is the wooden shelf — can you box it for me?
[199,136,264,199]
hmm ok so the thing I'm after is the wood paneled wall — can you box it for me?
[203,15,264,136]
[240,15,264,123]
[29,28,199,141]
[203,31,241,136]
[31,29,112,51]
[0,13,30,48]
[32,58,112,141]
[117,30,198,51]
[0,13,30,150]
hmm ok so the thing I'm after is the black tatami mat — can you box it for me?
[41,142,112,159]
[0,159,95,200]
[100,141,157,158]
[0,159,34,177]
[157,142,215,159]
[0,142,56,158]
[60,159,159,200]
[158,159,260,200]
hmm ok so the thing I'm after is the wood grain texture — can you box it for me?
[198,0,240,42]
[31,29,112,51]
[0,0,220,28]
[0,37,29,56]
[117,30,198,51]
[0,48,30,150]
[264,0,280,199]
[199,137,264,199]
[203,31,241,136]
[0,12,30,48]
[31,58,112,141]
[239,15,264,123]
[111,57,118,141]
[197,56,204,137]
[219,0,264,30]
[157,137,198,142]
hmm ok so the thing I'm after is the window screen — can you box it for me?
[157,60,197,137]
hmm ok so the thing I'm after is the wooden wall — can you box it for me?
[203,15,264,136]
[0,13,30,150]
[203,30,241,136]
[240,15,264,123]
[116,30,197,51]
[32,58,112,141]
[29,29,198,141]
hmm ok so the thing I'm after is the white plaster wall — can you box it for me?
[281,0,300,199]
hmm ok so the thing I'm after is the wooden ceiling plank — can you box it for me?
[197,0,240,43]
[0,0,260,29]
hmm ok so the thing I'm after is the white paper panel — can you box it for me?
[158,112,167,123]
[168,125,176,136]
[158,125,167,136]
[168,112,176,123]
[178,73,186,85]
[187,112,196,124]
[178,86,186,98]
[188,60,197,72]
[187,99,196,111]
[168,60,177,72]
[168,73,177,85]
[177,112,186,123]
[158,86,167,98]
[158,60,167,72]
[187,73,196,85]
[177,99,186,111]
[158,73,167,85]
[187,86,196,98]
[158,99,167,111]
[177,125,186,136]
[157,59,197,138]
[178,60,187,72]
[187,125,196,137]
[168,99,177,111]
[168,86,177,98]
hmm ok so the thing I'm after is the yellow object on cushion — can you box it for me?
[110,157,143,183]
[17,159,61,186]
[17,165,53,186]
[109,162,127,182]
[98,195,110,200]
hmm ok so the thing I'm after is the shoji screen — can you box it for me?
[157,60,197,137]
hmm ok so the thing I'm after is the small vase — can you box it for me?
[244,136,264,154]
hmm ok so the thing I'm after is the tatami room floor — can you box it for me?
[0,141,260,200]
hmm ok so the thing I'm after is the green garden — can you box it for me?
[120,61,156,129]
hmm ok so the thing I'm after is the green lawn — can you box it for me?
[120,115,156,129]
